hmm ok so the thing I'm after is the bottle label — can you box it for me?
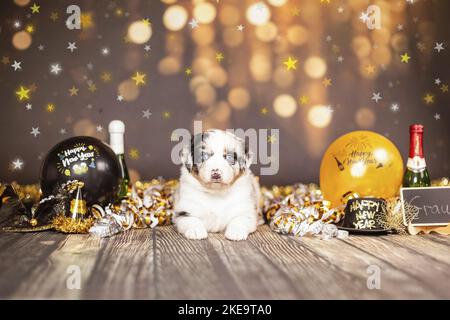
[406,156,427,172]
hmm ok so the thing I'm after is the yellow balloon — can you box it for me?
[320,131,404,208]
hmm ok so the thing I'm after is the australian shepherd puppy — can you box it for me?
[173,129,260,241]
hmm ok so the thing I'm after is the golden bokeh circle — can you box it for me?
[12,31,32,50]
[223,26,244,47]
[228,87,251,110]
[118,80,140,101]
[273,94,297,118]
[255,22,278,42]
[246,2,271,26]
[355,107,376,128]
[308,105,333,128]
[267,0,287,7]
[304,56,327,79]
[193,2,217,24]
[207,67,228,87]
[250,54,272,82]
[158,56,181,75]
[287,25,309,46]
[273,67,294,88]
[14,0,30,6]
[163,5,188,31]
[127,21,152,44]
[192,25,215,46]
[219,5,241,26]
[195,83,216,107]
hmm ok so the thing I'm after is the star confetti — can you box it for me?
[283,56,298,71]
[131,71,146,86]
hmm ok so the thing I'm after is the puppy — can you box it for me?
[173,129,260,241]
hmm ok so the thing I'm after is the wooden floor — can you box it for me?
[0,225,449,299]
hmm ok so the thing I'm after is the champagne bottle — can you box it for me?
[403,124,431,187]
[108,120,130,199]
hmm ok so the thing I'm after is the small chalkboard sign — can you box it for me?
[400,186,450,226]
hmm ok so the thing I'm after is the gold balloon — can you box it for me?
[320,131,404,208]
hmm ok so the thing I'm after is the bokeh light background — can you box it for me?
[0,0,449,185]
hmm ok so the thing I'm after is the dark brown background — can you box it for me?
[0,0,448,186]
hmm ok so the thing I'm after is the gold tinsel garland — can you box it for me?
[1,177,449,235]
[52,214,96,234]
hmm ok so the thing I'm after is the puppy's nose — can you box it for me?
[211,169,222,180]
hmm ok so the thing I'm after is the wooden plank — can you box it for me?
[381,235,450,266]
[341,236,450,298]
[155,225,246,299]
[206,230,302,299]
[81,229,155,299]
[248,226,383,299]
[292,235,438,299]
[8,229,155,299]
[0,232,68,299]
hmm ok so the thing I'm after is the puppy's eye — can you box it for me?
[224,153,236,164]
[201,152,210,162]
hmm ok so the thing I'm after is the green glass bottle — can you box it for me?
[403,124,431,187]
[109,120,130,200]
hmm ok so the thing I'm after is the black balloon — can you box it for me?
[40,136,121,206]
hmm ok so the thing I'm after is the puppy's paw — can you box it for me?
[225,225,249,241]
[183,224,208,240]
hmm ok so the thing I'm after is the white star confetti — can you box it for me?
[67,42,77,52]
[142,109,152,119]
[189,18,199,29]
[11,60,22,71]
[30,127,41,137]
[50,63,62,75]
[371,92,382,103]
[434,42,444,53]
[11,158,24,170]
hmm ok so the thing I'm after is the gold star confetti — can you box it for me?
[68,86,79,96]
[299,95,309,105]
[25,24,35,33]
[163,111,171,119]
[292,7,301,16]
[30,3,40,14]
[1,56,10,65]
[128,148,140,160]
[29,83,38,92]
[423,93,434,104]
[215,52,224,62]
[322,77,332,87]
[115,8,124,17]
[440,84,448,93]
[46,103,56,112]
[131,71,146,86]
[185,68,192,76]
[268,134,277,144]
[283,56,298,70]
[320,0,331,4]
[400,53,411,63]
[331,44,340,54]
[365,64,375,74]
[88,83,97,92]
[260,107,269,115]
[81,12,94,29]
[142,18,151,26]
[16,86,30,101]
[50,11,59,22]
[100,71,112,83]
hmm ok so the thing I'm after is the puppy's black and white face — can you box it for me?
[181,129,252,189]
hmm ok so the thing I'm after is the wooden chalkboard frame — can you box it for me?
[400,186,450,227]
